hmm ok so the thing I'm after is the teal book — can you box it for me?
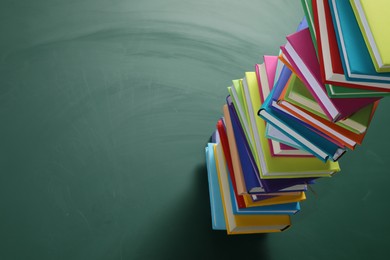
[329,0,390,84]
[205,142,226,230]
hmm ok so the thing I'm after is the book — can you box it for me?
[279,99,378,148]
[350,0,390,73]
[228,81,255,155]
[264,56,278,90]
[219,108,247,196]
[312,0,390,94]
[227,162,301,215]
[282,28,379,122]
[205,143,226,230]
[301,0,387,98]
[259,73,347,162]
[214,138,302,215]
[244,192,306,208]
[258,59,313,157]
[329,0,390,84]
[226,97,311,192]
[213,142,292,234]
[266,124,312,156]
[217,118,247,206]
[278,77,379,147]
[282,74,375,135]
[301,0,318,51]
[244,71,341,176]
[260,60,348,161]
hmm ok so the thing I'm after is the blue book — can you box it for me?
[205,142,226,230]
[329,0,390,84]
[228,173,300,215]
[273,65,293,100]
[227,96,314,193]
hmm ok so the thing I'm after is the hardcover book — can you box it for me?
[312,0,390,93]
[329,0,390,83]
[205,143,226,230]
[213,142,291,234]
[350,0,390,73]
[282,28,378,121]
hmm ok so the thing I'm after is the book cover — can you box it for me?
[350,0,390,73]
[266,124,313,156]
[213,143,291,234]
[228,82,255,155]
[224,159,301,215]
[205,143,226,230]
[244,192,306,208]
[220,106,247,196]
[217,118,246,207]
[282,73,375,135]
[301,0,318,51]
[283,28,379,121]
[260,72,346,161]
[312,0,390,93]
[301,0,387,97]
[329,0,390,84]
[278,98,378,148]
[257,60,310,157]
[243,72,341,174]
[227,96,311,192]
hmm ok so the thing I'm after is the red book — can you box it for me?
[216,119,246,209]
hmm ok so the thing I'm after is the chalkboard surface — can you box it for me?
[1,0,389,259]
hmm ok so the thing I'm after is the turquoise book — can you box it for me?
[205,142,226,230]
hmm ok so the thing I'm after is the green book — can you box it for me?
[301,0,317,53]
[326,84,390,98]
[283,74,373,134]
[228,80,256,157]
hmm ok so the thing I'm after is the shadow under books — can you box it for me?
[132,163,271,260]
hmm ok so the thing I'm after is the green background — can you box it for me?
[1,0,389,259]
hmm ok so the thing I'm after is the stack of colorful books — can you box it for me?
[205,0,390,234]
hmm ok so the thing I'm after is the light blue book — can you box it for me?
[329,0,390,83]
[205,143,226,230]
[228,173,300,215]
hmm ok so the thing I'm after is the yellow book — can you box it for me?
[243,192,306,208]
[243,71,340,179]
[350,0,390,72]
[213,143,291,234]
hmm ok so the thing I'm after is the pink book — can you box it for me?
[264,56,278,89]
[282,28,378,122]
